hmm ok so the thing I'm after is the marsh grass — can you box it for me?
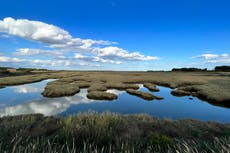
[0,112,229,153]
[42,80,80,97]
[126,88,163,100]
[143,83,160,92]
[87,91,118,100]
[2,137,229,153]
[126,88,155,100]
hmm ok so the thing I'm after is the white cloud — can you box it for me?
[0,55,101,68]
[0,56,23,62]
[195,53,219,60]
[92,56,122,64]
[74,53,122,64]
[0,17,160,68]
[15,48,63,57]
[220,53,228,58]
[0,17,71,44]
[0,17,114,49]
[94,46,159,61]
[194,53,230,64]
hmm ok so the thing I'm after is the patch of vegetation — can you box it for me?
[0,113,229,153]
[143,83,160,92]
[42,80,80,97]
[105,82,140,90]
[87,83,107,92]
[87,91,118,100]
[126,88,163,100]
[171,79,230,107]
[171,89,191,97]
[126,88,155,100]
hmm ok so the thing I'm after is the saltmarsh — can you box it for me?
[0,71,229,106]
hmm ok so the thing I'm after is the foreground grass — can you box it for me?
[0,112,229,153]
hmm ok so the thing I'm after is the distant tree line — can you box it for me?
[214,66,230,72]
[171,68,207,72]
[0,67,12,70]
[171,66,230,72]
[0,67,48,75]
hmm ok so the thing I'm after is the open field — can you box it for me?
[0,112,229,153]
[0,71,229,106]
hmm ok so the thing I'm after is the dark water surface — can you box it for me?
[0,80,229,122]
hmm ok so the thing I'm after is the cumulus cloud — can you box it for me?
[194,53,230,64]
[74,53,122,64]
[0,17,71,44]
[94,46,159,61]
[0,17,160,68]
[0,17,114,49]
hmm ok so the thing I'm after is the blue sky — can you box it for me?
[0,0,229,70]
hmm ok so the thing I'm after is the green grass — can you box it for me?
[0,112,229,153]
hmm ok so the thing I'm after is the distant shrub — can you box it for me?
[215,66,230,72]
[17,67,34,72]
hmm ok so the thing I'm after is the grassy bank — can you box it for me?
[0,112,229,153]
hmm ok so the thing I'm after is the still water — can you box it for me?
[0,80,229,122]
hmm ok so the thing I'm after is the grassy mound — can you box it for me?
[143,83,160,92]
[42,80,80,97]
[87,91,118,100]
[126,89,163,100]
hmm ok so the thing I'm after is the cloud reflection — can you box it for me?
[0,89,110,117]
[12,79,55,94]
[13,85,42,93]
[106,89,125,95]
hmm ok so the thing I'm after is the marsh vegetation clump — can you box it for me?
[143,83,160,92]
[126,88,155,100]
[87,83,107,92]
[171,79,230,105]
[171,89,191,97]
[87,91,118,100]
[42,80,80,97]
[105,82,140,90]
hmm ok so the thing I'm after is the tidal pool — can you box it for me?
[0,80,229,122]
